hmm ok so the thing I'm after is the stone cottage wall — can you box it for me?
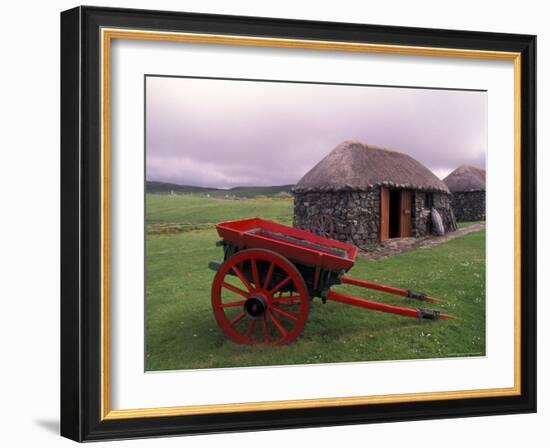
[413,192,455,236]
[412,192,430,237]
[451,191,486,221]
[294,188,456,248]
[293,188,380,248]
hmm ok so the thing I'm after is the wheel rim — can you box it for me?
[211,249,309,345]
[312,213,334,238]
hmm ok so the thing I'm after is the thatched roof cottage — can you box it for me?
[293,141,455,248]
[443,165,486,221]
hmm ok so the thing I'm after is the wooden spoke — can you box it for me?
[263,262,275,290]
[231,265,252,292]
[251,258,260,287]
[268,311,287,337]
[268,275,291,295]
[220,300,245,308]
[221,282,248,298]
[271,305,299,321]
[229,312,246,327]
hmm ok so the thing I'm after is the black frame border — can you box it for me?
[61,6,536,442]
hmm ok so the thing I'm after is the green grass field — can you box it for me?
[146,194,294,235]
[145,194,485,371]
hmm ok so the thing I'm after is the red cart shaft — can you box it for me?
[327,290,455,320]
[340,276,446,303]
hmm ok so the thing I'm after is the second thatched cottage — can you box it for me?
[293,141,455,248]
[443,165,486,221]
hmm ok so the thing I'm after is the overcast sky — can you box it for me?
[146,76,487,188]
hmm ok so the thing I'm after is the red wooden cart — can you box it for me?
[209,217,453,345]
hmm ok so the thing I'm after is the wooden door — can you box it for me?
[380,187,389,241]
[399,190,412,237]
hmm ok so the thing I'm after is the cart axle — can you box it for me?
[245,294,268,319]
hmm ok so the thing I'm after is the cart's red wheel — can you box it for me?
[211,249,309,345]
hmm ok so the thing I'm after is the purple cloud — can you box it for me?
[146,76,486,188]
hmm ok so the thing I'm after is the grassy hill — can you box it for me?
[146,180,293,198]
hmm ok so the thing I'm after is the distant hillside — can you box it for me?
[146,181,293,198]
[146,181,219,194]
[228,185,293,198]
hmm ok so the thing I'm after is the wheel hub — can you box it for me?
[244,294,268,319]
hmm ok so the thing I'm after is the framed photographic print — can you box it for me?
[60,6,536,442]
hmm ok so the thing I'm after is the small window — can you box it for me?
[426,193,434,208]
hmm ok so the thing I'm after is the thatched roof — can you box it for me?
[293,141,450,193]
[443,165,486,192]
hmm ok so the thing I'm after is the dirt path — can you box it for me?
[360,222,486,260]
